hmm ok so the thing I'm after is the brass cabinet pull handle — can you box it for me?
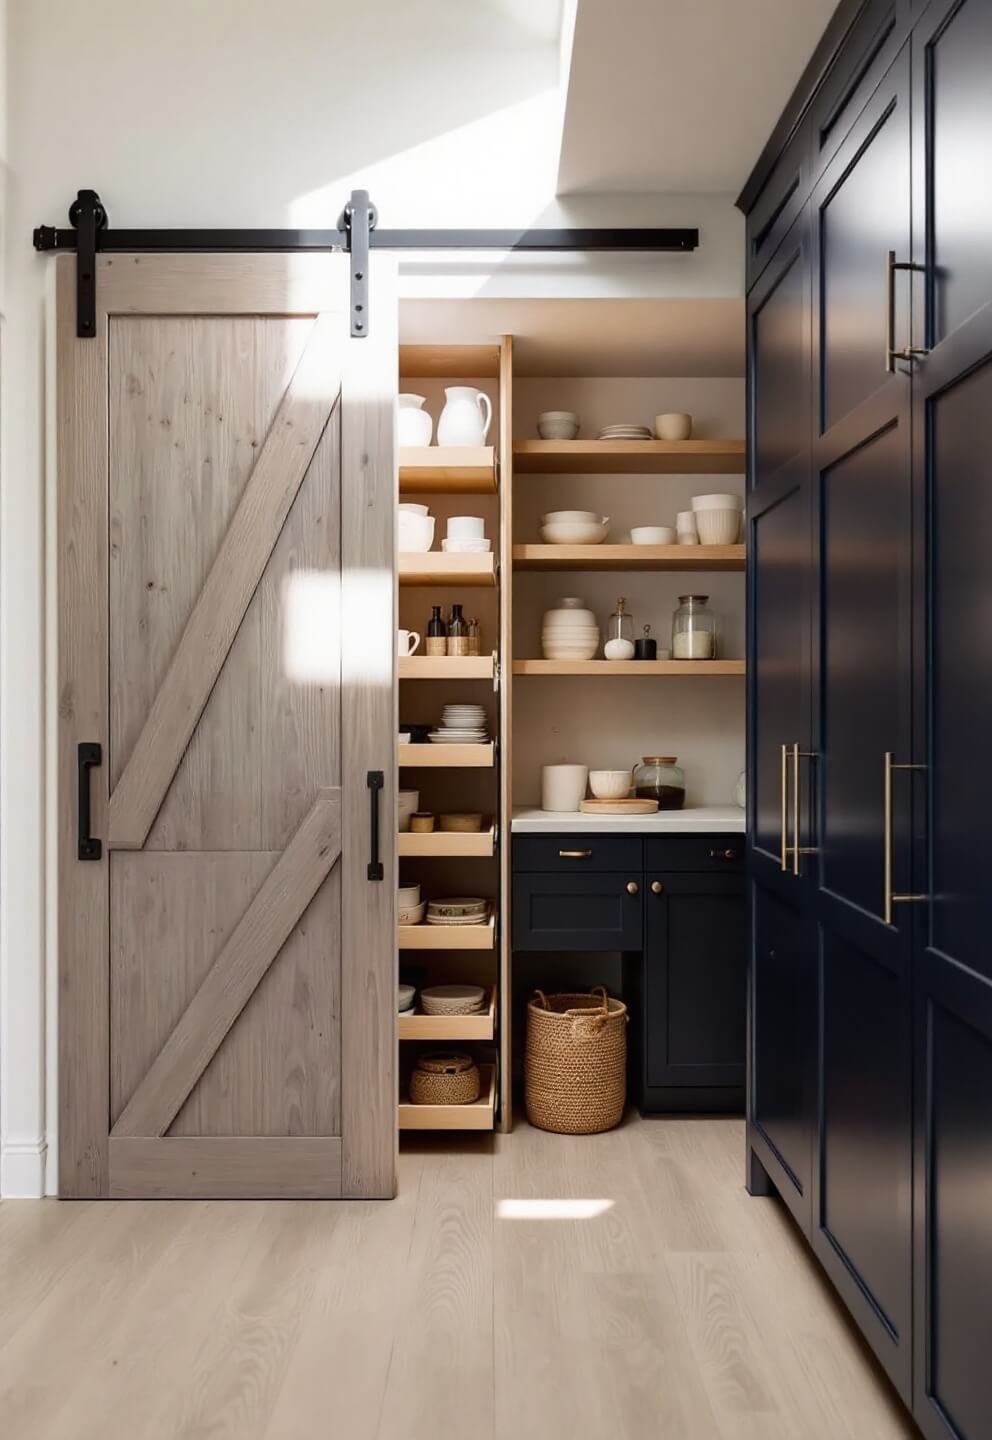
[790,743,818,877]
[559,849,592,859]
[651,880,663,895]
[780,743,789,871]
[626,881,639,896]
[883,751,927,924]
[886,250,929,372]
[708,848,738,860]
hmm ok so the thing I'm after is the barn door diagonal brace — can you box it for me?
[33,186,700,340]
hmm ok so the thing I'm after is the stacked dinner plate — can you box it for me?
[430,702,488,743]
[420,983,487,1016]
[597,423,653,440]
[426,897,490,926]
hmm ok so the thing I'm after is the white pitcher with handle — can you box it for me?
[436,386,492,447]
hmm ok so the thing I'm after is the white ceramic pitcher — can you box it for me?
[437,386,492,447]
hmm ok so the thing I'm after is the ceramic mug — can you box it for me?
[398,629,421,656]
[541,763,589,813]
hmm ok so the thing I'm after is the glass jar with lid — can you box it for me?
[633,756,686,810]
[672,594,716,660]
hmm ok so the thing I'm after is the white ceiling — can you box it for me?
[400,298,744,376]
[557,0,837,195]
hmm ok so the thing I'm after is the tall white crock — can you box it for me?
[398,394,433,447]
[437,386,493,447]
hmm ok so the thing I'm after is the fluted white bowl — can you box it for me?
[695,509,742,545]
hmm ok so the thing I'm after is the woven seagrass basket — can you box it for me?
[409,1051,481,1106]
[525,986,627,1135]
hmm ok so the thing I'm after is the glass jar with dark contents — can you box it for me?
[633,755,686,810]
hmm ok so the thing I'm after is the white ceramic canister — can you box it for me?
[541,764,589,813]
[398,394,433,447]
[437,386,493,447]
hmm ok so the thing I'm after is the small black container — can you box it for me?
[401,722,432,745]
[634,625,657,661]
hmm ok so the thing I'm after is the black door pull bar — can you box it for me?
[78,742,102,861]
[367,770,384,881]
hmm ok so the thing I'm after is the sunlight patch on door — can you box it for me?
[282,570,341,684]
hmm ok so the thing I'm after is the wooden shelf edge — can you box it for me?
[400,344,501,379]
[398,1064,496,1131]
[512,438,745,474]
[398,914,496,950]
[398,824,496,858]
[512,543,744,571]
[398,743,495,768]
[399,653,496,680]
[399,446,497,494]
[512,660,745,676]
[398,985,496,1041]
[398,552,496,587]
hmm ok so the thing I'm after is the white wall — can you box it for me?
[1,0,744,1194]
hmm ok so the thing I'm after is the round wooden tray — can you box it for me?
[579,797,659,815]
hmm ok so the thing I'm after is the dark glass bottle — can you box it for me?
[447,603,469,657]
[426,604,446,657]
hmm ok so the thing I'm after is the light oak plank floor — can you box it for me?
[0,1117,918,1440]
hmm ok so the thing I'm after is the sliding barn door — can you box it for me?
[57,254,397,1199]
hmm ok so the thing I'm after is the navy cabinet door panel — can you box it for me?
[750,225,810,486]
[645,873,745,1091]
[512,872,641,952]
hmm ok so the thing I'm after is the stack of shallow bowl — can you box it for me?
[540,510,609,545]
[542,597,600,661]
[420,983,487,1016]
[426,897,490,927]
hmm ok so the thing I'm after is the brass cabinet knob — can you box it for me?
[651,880,663,895]
[626,881,639,896]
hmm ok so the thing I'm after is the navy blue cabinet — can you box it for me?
[743,1,992,1432]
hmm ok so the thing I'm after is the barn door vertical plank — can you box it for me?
[56,256,110,1197]
[340,256,398,1198]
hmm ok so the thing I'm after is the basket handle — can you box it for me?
[533,989,550,1010]
[566,985,611,1037]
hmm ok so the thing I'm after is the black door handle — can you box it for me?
[367,770,384,881]
[78,742,102,861]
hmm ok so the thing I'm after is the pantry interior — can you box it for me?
[395,298,746,1133]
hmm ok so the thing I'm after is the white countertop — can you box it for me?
[511,806,746,834]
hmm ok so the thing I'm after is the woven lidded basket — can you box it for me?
[409,1051,481,1106]
[525,987,627,1135]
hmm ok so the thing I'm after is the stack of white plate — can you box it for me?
[542,597,600,661]
[426,898,490,927]
[430,703,488,743]
[420,983,487,1015]
[598,424,652,441]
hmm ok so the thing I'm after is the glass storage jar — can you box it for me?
[607,596,634,646]
[672,594,716,660]
[633,756,686,810]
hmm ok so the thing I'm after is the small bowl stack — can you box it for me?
[542,597,600,661]
[540,510,609,545]
[692,493,744,545]
[420,984,487,1016]
[537,410,579,440]
[426,897,490,927]
[429,703,488,744]
[398,504,435,553]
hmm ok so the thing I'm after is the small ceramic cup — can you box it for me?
[447,515,486,540]
[398,629,421,656]
[541,764,589,813]
[655,412,692,441]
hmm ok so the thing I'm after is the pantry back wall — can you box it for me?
[512,375,745,807]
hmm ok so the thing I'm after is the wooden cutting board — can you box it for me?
[579,797,659,815]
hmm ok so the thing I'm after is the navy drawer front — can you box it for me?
[513,834,643,873]
[644,834,744,872]
[513,873,642,951]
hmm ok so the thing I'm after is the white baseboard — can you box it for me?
[1,1136,48,1198]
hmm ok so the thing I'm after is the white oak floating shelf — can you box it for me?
[398,985,496,1042]
[513,438,746,474]
[399,446,497,495]
[513,660,746,677]
[398,552,496,587]
[399,344,501,379]
[513,543,745,572]
[397,743,495,768]
[398,1063,496,1131]
[398,915,496,950]
[398,824,496,859]
[398,653,496,681]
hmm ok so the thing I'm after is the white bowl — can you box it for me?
[538,420,579,440]
[589,769,632,799]
[398,982,416,1011]
[543,605,597,628]
[447,515,486,540]
[542,644,599,660]
[677,532,699,546]
[441,538,492,552]
[398,900,426,926]
[691,493,741,511]
[398,514,435,552]
[398,502,430,516]
[542,511,604,525]
[655,412,692,441]
[541,522,609,545]
[630,526,677,545]
[695,510,742,545]
[398,883,421,908]
[538,411,578,423]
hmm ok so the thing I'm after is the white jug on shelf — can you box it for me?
[397,393,433,447]
[436,386,492,447]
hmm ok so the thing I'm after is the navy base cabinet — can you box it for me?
[513,831,745,1114]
